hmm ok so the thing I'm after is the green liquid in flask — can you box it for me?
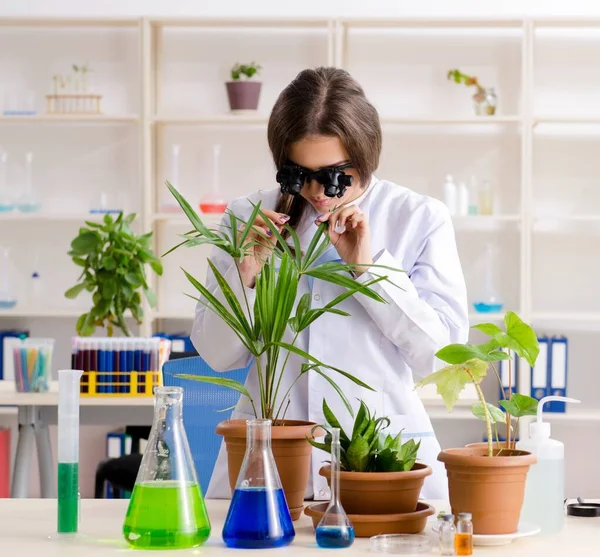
[123,481,211,549]
[57,462,79,533]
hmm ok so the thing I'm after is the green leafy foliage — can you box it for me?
[436,339,509,365]
[164,181,393,421]
[65,213,162,337]
[414,359,489,412]
[499,393,539,418]
[447,69,484,91]
[471,402,505,424]
[307,400,420,472]
[231,62,262,80]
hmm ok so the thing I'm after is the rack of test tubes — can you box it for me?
[71,337,171,397]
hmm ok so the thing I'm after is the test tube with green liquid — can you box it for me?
[57,369,83,534]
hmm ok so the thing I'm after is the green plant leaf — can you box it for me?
[414,359,489,412]
[102,280,117,299]
[143,287,157,307]
[150,259,164,276]
[352,401,369,439]
[436,340,509,364]
[495,312,540,367]
[102,255,116,271]
[321,398,349,440]
[472,323,504,337]
[499,393,539,418]
[375,447,404,472]
[471,402,505,424]
[166,181,213,237]
[70,231,99,255]
[399,438,420,471]
[64,283,86,299]
[346,434,370,472]
[125,272,142,286]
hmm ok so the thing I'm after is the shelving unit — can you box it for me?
[1,16,599,423]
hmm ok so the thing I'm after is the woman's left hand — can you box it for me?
[316,205,373,277]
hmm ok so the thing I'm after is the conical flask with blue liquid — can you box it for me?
[122,386,211,549]
[222,419,295,548]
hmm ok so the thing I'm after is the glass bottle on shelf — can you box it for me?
[0,246,17,309]
[455,512,473,556]
[467,175,479,216]
[439,513,456,556]
[315,428,355,548]
[222,419,295,549]
[16,152,41,213]
[473,243,504,314]
[122,386,211,550]
[478,180,494,215]
[0,151,12,213]
[199,143,228,214]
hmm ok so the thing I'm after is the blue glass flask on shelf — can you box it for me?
[473,243,504,313]
[315,428,355,548]
[222,419,295,549]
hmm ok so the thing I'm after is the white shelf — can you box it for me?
[0,17,140,28]
[534,215,600,222]
[469,312,506,323]
[532,312,600,322]
[535,116,600,125]
[152,212,223,226]
[0,114,139,124]
[153,114,268,126]
[382,115,520,125]
[452,215,520,230]
[341,18,524,28]
[0,212,106,223]
[150,17,331,28]
[153,310,195,320]
[0,308,83,318]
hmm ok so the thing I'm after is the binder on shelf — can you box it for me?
[531,336,549,403]
[547,336,568,413]
[499,348,519,399]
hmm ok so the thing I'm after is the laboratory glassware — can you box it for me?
[0,246,17,309]
[439,514,456,556]
[123,386,211,549]
[478,180,494,215]
[161,143,183,213]
[315,427,355,548]
[0,151,12,212]
[16,152,41,213]
[222,419,295,549]
[473,243,504,313]
[199,143,228,213]
[57,369,83,534]
[455,513,473,555]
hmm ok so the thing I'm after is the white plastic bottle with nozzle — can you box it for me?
[516,395,580,536]
[443,174,457,216]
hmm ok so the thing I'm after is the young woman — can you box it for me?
[192,67,469,501]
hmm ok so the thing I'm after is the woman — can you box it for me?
[192,67,469,501]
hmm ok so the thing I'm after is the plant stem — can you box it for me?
[506,350,513,447]
[490,361,507,400]
[107,322,113,337]
[234,262,254,330]
[254,356,266,419]
[494,423,500,446]
[514,417,520,450]
[467,370,493,457]
[271,331,300,417]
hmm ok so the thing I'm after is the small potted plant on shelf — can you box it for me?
[164,182,393,520]
[307,399,432,515]
[226,62,262,112]
[447,68,497,116]
[64,212,163,336]
[415,311,540,535]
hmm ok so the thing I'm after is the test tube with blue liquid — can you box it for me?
[222,419,295,548]
[315,427,355,548]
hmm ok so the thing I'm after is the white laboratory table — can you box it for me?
[0,499,597,556]
[0,381,153,499]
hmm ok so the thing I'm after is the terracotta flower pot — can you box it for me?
[438,447,537,535]
[216,419,318,521]
[465,441,511,451]
[319,463,432,515]
[225,81,261,111]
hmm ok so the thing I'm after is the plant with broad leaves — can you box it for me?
[230,62,262,81]
[164,182,400,421]
[65,213,162,337]
[307,399,420,473]
[415,311,540,457]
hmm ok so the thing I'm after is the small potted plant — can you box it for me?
[447,69,497,116]
[415,311,540,535]
[226,62,262,112]
[64,212,163,336]
[164,183,392,520]
[308,399,432,515]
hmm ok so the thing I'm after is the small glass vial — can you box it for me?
[455,513,473,556]
[439,513,456,556]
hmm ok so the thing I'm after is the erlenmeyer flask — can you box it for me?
[316,428,355,548]
[122,386,211,549]
[199,144,228,214]
[222,419,295,548]
[473,243,504,313]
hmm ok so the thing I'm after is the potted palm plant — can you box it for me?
[415,311,540,535]
[164,182,392,520]
[226,62,262,112]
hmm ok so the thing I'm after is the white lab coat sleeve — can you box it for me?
[355,205,469,378]
[190,244,256,372]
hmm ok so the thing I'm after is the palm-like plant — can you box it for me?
[164,182,397,422]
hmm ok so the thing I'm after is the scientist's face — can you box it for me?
[288,135,362,214]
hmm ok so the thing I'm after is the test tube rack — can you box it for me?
[45,93,103,115]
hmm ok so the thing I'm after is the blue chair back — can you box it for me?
[162,356,250,495]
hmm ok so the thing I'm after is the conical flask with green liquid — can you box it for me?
[123,386,211,549]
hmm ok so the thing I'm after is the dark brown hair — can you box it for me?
[268,67,382,231]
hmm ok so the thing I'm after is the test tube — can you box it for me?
[57,369,83,534]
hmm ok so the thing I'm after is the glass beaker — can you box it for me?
[122,386,211,549]
[316,428,355,548]
[199,144,228,214]
[16,152,41,213]
[222,419,295,549]
[473,243,504,313]
[0,151,12,212]
[0,246,17,309]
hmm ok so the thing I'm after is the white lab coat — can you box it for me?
[191,176,469,501]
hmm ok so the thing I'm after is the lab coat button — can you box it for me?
[319,489,326,497]
[314,294,321,301]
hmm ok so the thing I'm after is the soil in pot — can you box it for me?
[438,446,537,535]
[226,81,261,111]
[319,463,432,515]
[216,419,317,521]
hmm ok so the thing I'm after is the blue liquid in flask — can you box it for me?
[222,487,295,548]
[316,525,355,548]
[473,302,504,313]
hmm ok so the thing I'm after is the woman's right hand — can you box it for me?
[237,209,290,288]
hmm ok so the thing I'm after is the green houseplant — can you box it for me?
[226,61,262,112]
[164,182,393,519]
[65,212,162,337]
[415,311,539,535]
[308,399,431,515]
[447,68,497,116]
